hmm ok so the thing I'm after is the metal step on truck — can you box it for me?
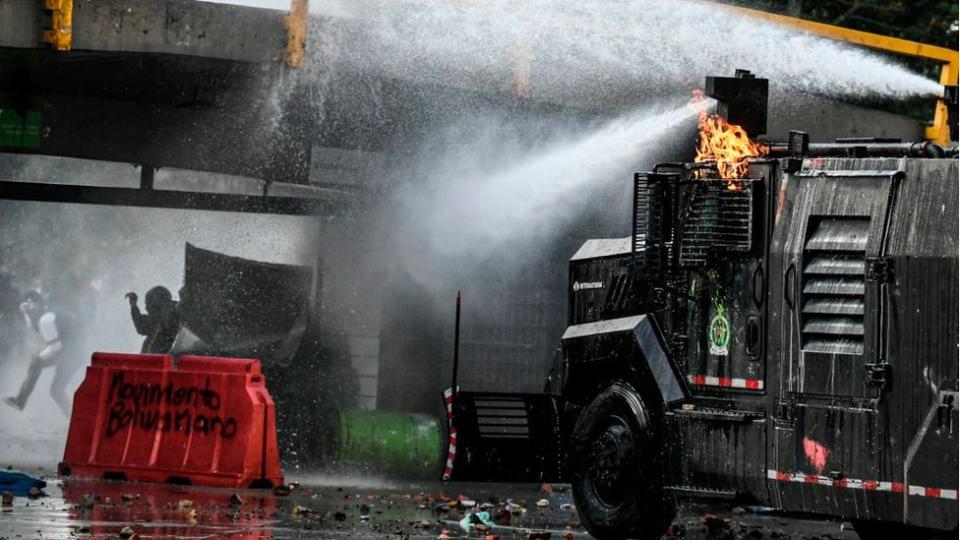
[443,72,959,540]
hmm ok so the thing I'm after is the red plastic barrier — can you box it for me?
[59,352,284,489]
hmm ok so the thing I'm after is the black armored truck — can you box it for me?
[445,73,959,539]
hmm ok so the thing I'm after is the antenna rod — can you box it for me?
[451,290,461,397]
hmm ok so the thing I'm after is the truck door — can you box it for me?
[771,158,901,517]
[680,174,772,394]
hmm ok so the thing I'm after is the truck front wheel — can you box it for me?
[570,381,674,540]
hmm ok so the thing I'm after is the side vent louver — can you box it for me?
[800,218,869,356]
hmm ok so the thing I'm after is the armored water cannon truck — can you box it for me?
[445,72,959,540]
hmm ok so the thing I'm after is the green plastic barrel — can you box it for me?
[337,409,443,477]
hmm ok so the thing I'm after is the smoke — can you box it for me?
[322,0,941,106]
[0,162,321,466]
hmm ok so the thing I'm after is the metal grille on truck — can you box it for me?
[679,181,754,267]
[800,217,869,356]
[632,172,676,278]
[474,396,530,439]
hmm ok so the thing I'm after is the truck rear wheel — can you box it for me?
[570,381,674,540]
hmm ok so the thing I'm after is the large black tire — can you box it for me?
[570,381,674,540]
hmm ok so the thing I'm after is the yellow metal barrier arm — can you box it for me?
[41,0,73,51]
[721,4,958,144]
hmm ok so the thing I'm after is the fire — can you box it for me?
[689,90,767,181]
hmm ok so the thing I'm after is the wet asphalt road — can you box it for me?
[0,472,858,540]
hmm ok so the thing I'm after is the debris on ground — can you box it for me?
[703,513,732,535]
[292,505,313,517]
[664,524,686,538]
[459,510,494,532]
[0,470,46,497]
[411,519,431,529]
[505,500,526,515]
[1,491,12,506]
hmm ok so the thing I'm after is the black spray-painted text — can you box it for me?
[105,371,238,438]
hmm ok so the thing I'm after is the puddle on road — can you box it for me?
[0,475,586,540]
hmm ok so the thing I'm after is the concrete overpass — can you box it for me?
[0,0,927,216]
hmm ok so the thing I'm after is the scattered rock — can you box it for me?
[703,514,731,534]
[493,508,512,526]
[506,501,526,515]
[292,505,312,517]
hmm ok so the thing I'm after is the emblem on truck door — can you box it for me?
[708,314,730,356]
[709,293,731,356]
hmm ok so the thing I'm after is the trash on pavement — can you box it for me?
[459,510,494,532]
[0,470,46,497]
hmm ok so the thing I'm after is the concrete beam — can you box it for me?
[0,0,286,63]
